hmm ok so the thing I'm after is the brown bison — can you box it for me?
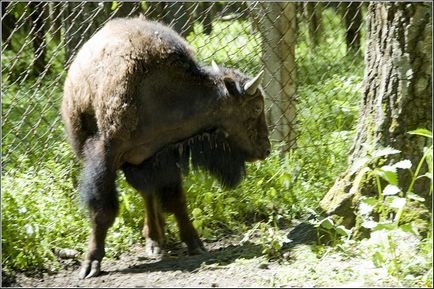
[61,16,270,279]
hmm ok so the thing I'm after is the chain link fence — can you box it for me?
[2,1,366,177]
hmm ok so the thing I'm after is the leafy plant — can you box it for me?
[358,129,432,233]
[309,215,352,246]
[354,129,433,281]
[240,215,291,259]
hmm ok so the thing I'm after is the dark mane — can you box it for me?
[122,129,246,192]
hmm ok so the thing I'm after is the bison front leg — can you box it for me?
[159,183,207,255]
[143,194,166,258]
[78,139,119,279]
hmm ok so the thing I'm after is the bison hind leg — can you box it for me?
[78,138,119,279]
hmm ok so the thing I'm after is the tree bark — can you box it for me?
[340,3,363,54]
[303,2,322,47]
[320,3,432,231]
[30,2,47,75]
[112,2,142,18]
[48,2,63,43]
[197,2,213,35]
[259,2,297,150]
[1,2,15,49]
[62,2,110,66]
[145,2,194,38]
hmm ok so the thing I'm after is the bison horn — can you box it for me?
[244,70,264,95]
[211,60,220,74]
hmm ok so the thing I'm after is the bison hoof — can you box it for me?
[145,239,163,259]
[78,260,101,279]
[187,242,207,255]
[186,236,207,255]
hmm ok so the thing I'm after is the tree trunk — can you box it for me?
[62,2,110,66]
[2,2,15,49]
[30,2,47,75]
[340,3,363,54]
[320,3,432,232]
[197,2,213,35]
[112,2,142,18]
[48,2,63,43]
[259,2,297,150]
[145,3,194,38]
[303,2,322,47]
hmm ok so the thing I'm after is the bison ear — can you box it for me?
[223,77,242,97]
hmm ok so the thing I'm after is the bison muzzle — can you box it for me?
[61,16,270,279]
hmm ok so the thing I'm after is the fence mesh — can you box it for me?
[2,1,365,178]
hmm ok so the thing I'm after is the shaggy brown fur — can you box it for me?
[62,17,199,156]
[61,16,270,279]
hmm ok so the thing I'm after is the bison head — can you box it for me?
[212,62,271,163]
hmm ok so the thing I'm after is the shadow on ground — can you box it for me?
[3,221,319,287]
[115,221,317,276]
[116,241,263,274]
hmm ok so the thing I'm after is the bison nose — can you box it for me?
[265,149,271,157]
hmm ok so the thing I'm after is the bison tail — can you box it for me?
[62,108,98,159]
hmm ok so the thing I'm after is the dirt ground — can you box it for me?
[7,224,403,288]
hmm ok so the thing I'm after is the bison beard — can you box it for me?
[122,129,246,192]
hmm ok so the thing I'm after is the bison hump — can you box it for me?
[95,17,197,71]
[65,17,201,142]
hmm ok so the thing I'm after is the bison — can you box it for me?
[61,16,271,279]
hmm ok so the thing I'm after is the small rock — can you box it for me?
[258,263,269,269]
[282,252,291,260]
[54,248,80,259]
[211,283,219,287]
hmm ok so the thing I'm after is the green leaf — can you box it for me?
[13,3,27,19]
[393,160,412,169]
[362,220,378,229]
[349,157,370,175]
[361,197,378,206]
[372,251,385,267]
[372,222,395,231]
[408,129,432,139]
[381,165,397,172]
[407,193,425,202]
[399,223,418,235]
[390,197,406,209]
[359,200,375,215]
[335,225,351,237]
[191,208,202,218]
[192,219,203,230]
[374,167,398,185]
[383,185,401,196]
[319,217,334,230]
[417,172,432,180]
[372,147,401,158]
